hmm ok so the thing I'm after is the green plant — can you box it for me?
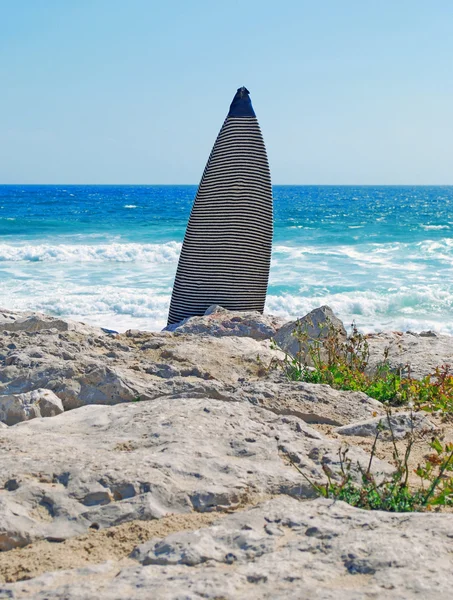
[399,365,453,414]
[286,407,453,512]
[271,318,453,414]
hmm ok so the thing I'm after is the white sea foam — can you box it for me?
[421,224,450,230]
[266,286,453,336]
[1,236,452,334]
[38,291,171,332]
[275,239,453,270]
[2,239,451,267]
[124,205,137,208]
[0,281,172,332]
[0,241,181,263]
[1,275,452,335]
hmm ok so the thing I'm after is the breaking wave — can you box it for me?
[1,238,452,334]
[2,283,452,335]
[421,224,450,230]
[0,241,182,263]
[266,285,453,334]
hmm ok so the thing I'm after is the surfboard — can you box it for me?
[167,87,273,325]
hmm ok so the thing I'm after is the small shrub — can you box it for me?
[271,319,453,414]
[286,407,453,512]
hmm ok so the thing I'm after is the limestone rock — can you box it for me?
[336,411,436,440]
[0,311,385,426]
[0,308,110,336]
[0,389,64,426]
[164,305,287,340]
[274,306,347,360]
[366,331,453,380]
[0,308,386,433]
[0,325,280,410]
[236,379,384,426]
[0,397,391,551]
[3,496,453,599]
[1,308,453,599]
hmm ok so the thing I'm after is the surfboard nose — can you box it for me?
[228,86,256,118]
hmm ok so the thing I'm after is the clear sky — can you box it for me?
[1,0,452,184]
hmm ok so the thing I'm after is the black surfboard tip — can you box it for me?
[228,86,256,118]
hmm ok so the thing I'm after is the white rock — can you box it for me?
[0,389,64,425]
[0,309,452,599]
[235,379,384,426]
[0,397,391,551]
[336,411,436,440]
[0,316,384,426]
[0,327,281,409]
[164,305,287,339]
[274,305,347,360]
[366,331,453,379]
[3,496,453,599]
[0,307,111,336]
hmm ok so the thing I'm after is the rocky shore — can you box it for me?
[1,306,453,599]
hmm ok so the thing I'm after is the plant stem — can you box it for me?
[422,448,453,506]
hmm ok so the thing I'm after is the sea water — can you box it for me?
[0,185,452,333]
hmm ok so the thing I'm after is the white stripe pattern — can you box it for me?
[167,115,273,325]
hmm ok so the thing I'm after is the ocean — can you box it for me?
[0,185,452,334]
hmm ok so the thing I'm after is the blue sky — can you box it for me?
[1,0,452,184]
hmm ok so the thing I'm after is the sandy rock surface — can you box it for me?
[0,314,279,413]
[1,308,453,599]
[367,330,453,379]
[0,308,111,336]
[0,397,391,552]
[0,309,382,427]
[336,411,436,440]
[3,496,453,599]
[235,378,383,425]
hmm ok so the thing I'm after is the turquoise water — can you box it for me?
[0,185,452,332]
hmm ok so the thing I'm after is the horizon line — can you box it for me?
[1,183,453,187]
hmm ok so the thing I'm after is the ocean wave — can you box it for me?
[124,205,137,209]
[1,234,453,334]
[3,238,452,267]
[1,278,452,335]
[37,290,171,324]
[0,241,182,263]
[421,224,450,230]
[418,238,453,251]
[274,239,453,269]
[415,239,453,264]
[0,283,172,332]
[266,285,453,335]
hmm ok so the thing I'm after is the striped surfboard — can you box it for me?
[167,87,273,326]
